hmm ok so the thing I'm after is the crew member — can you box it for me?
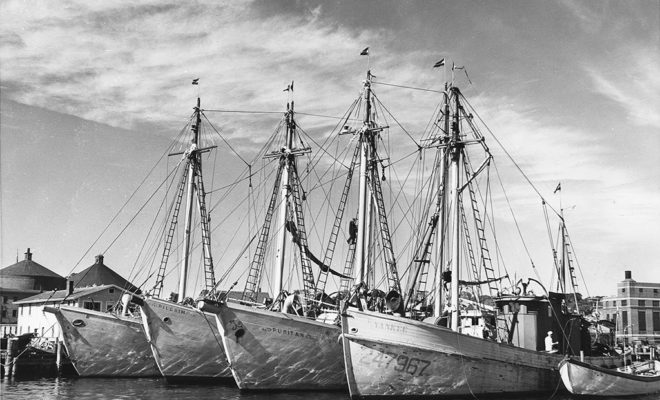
[545,331,558,353]
[348,218,358,244]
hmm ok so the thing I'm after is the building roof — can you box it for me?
[0,248,63,279]
[68,255,140,294]
[13,284,123,305]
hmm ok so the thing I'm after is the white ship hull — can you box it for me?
[208,301,346,390]
[45,306,159,377]
[341,309,620,398]
[559,358,660,396]
[140,297,231,381]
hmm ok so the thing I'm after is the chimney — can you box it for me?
[68,280,74,295]
[95,254,104,264]
[625,270,632,280]
[25,248,32,261]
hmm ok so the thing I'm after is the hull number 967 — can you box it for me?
[367,351,431,377]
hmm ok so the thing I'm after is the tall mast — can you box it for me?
[449,87,462,331]
[434,83,450,318]
[559,209,566,293]
[355,70,373,285]
[178,97,201,302]
[273,102,294,299]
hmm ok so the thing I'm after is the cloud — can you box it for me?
[0,0,388,133]
[583,47,660,129]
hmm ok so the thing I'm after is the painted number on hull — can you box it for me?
[369,352,431,377]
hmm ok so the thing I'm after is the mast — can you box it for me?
[355,70,373,285]
[449,87,462,331]
[273,102,294,299]
[178,97,201,302]
[559,209,566,294]
[433,83,450,318]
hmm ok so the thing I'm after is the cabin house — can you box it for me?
[0,249,67,336]
[13,284,128,339]
[12,254,141,340]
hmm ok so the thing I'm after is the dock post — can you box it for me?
[56,340,62,373]
[4,338,16,378]
[580,350,584,362]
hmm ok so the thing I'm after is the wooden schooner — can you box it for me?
[340,78,625,398]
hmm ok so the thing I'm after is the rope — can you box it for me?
[459,94,561,217]
[201,112,250,166]
[373,80,444,94]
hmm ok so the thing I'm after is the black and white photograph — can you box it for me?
[1,1,659,399]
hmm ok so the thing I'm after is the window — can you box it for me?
[653,300,659,307]
[622,311,628,328]
[612,300,617,307]
[639,300,646,307]
[639,311,647,333]
[2,296,7,303]
[622,300,628,306]
[20,306,23,316]
[109,288,115,294]
[639,288,644,293]
[622,288,626,293]
[83,301,101,311]
[12,310,17,318]
[654,289,658,294]
[106,302,114,312]
[1,310,6,318]
[653,312,660,332]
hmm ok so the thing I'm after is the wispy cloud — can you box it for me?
[583,47,660,129]
[0,1,387,132]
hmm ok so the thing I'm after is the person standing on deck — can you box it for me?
[545,331,558,353]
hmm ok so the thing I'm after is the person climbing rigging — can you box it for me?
[348,218,358,244]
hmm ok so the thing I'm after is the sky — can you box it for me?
[1,0,659,298]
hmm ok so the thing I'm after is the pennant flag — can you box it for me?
[452,62,464,70]
[283,81,294,92]
[192,78,199,85]
[464,68,472,84]
[433,58,445,68]
[360,47,369,56]
[554,182,561,193]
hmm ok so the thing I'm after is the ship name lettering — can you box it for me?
[261,326,315,339]
[371,321,406,334]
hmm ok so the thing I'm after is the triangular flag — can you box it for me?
[360,47,369,56]
[433,58,445,68]
[554,183,561,193]
[192,78,199,85]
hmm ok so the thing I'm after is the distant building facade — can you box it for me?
[600,270,660,345]
[13,284,128,339]
[11,254,142,339]
[0,249,67,336]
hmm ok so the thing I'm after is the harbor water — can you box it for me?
[1,377,658,400]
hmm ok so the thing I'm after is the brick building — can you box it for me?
[599,270,660,346]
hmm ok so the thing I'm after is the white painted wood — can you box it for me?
[213,301,346,390]
[140,297,231,380]
[559,358,660,396]
[341,308,622,397]
[45,306,158,377]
